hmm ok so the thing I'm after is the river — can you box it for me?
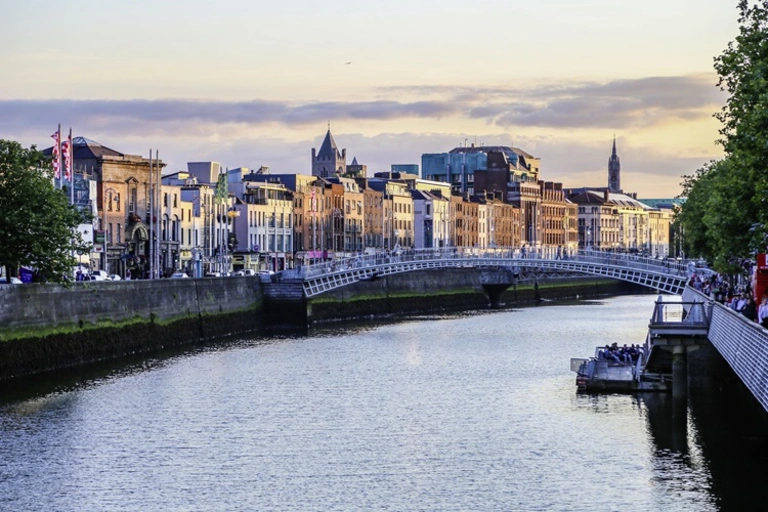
[1,294,766,511]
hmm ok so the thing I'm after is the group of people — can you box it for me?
[688,274,768,327]
[597,343,643,366]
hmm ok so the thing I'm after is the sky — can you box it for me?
[0,0,741,197]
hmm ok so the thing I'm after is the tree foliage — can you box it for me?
[678,0,768,272]
[0,139,90,283]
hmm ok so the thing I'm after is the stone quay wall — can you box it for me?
[0,277,264,380]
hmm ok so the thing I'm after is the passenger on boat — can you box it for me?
[620,344,633,363]
[599,344,622,365]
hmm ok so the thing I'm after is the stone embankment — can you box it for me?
[0,277,264,380]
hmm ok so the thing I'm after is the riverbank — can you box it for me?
[0,278,264,380]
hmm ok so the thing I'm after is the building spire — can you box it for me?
[608,135,621,193]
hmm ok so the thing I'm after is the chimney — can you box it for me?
[604,190,609,201]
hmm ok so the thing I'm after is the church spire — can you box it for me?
[608,136,621,193]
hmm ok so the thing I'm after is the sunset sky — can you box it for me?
[0,0,740,197]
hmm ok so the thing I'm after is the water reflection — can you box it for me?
[1,295,767,511]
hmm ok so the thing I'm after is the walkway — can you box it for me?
[682,286,768,413]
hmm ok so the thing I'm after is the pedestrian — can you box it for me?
[742,296,758,322]
[758,296,768,328]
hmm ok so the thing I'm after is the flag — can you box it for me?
[62,129,72,181]
[51,129,61,180]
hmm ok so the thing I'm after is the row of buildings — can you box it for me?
[52,130,677,278]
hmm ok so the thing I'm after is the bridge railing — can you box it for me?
[683,285,768,413]
[301,246,698,279]
[650,297,710,327]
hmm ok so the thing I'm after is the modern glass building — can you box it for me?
[421,145,524,195]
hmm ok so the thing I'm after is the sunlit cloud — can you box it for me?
[0,74,725,134]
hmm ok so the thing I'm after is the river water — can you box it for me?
[1,294,767,511]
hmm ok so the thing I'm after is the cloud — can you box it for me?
[0,98,460,134]
[0,74,725,196]
[0,74,725,135]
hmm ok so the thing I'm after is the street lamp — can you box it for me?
[226,207,240,273]
[103,186,118,275]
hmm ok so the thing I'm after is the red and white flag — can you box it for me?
[62,128,72,181]
[51,129,61,180]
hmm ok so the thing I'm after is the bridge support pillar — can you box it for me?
[482,284,511,309]
[672,345,688,400]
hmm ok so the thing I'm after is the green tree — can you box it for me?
[678,0,768,272]
[0,139,91,283]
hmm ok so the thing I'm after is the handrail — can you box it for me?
[301,247,699,279]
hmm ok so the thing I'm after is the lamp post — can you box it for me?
[226,207,240,273]
[103,186,118,275]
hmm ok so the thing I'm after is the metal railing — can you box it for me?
[297,247,698,297]
[301,247,691,278]
[683,286,768,413]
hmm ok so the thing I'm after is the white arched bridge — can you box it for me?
[296,247,703,298]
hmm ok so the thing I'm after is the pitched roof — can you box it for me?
[316,129,342,159]
[567,190,610,205]
[42,136,125,159]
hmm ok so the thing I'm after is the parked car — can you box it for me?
[87,270,109,281]
[107,274,122,281]
[0,276,22,285]
[242,269,256,276]
[204,271,221,277]
[170,272,189,279]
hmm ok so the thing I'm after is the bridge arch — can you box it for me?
[296,248,692,298]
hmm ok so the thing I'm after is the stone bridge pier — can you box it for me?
[261,276,308,328]
[478,267,518,308]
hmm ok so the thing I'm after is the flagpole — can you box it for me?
[57,123,62,191]
[155,149,161,279]
[69,128,74,205]
[149,148,154,280]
